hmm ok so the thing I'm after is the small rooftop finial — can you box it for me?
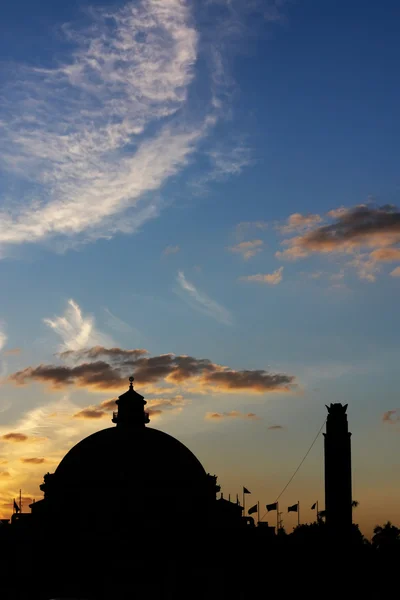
[129,375,134,390]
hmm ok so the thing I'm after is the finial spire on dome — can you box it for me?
[129,375,134,390]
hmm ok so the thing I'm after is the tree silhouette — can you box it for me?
[372,521,400,552]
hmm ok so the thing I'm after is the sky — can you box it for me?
[0,0,400,537]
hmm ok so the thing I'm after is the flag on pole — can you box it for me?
[288,503,298,513]
[13,499,20,513]
[266,502,278,512]
[311,502,317,510]
[248,504,258,515]
[243,487,251,494]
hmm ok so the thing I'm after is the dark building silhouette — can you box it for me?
[2,389,395,598]
[324,403,352,534]
[30,376,237,539]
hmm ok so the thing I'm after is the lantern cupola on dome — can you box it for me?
[112,376,150,427]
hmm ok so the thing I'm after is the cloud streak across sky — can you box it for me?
[177,271,233,325]
[0,0,225,254]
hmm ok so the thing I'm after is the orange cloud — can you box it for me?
[390,266,400,277]
[147,409,162,418]
[240,267,283,285]
[205,411,260,420]
[99,398,118,411]
[275,246,310,261]
[370,247,400,262]
[73,407,108,419]
[0,471,10,478]
[20,458,47,464]
[2,433,28,442]
[2,432,47,443]
[279,212,322,234]
[10,347,295,395]
[3,348,21,356]
[382,410,400,424]
[275,205,400,281]
[278,205,400,261]
[229,240,263,260]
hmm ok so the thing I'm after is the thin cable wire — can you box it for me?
[259,417,327,522]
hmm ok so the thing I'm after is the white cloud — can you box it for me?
[240,266,283,285]
[235,221,268,242]
[208,144,252,178]
[0,323,7,352]
[177,271,233,325]
[0,0,217,252]
[44,299,114,352]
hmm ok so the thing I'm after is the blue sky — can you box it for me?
[0,0,400,535]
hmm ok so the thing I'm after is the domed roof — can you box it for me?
[55,426,206,488]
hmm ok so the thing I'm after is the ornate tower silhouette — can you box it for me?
[324,403,352,532]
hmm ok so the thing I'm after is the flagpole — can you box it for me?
[298,501,300,526]
[276,502,279,533]
[19,489,22,515]
[257,501,260,525]
[317,500,319,523]
[243,489,245,517]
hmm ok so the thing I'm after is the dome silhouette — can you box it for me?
[32,378,218,535]
[55,426,207,489]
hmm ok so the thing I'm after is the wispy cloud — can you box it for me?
[0,0,221,254]
[163,245,180,256]
[236,221,268,241]
[44,299,114,352]
[0,323,7,352]
[3,348,21,356]
[229,240,263,260]
[103,308,133,335]
[0,395,116,516]
[383,410,400,424]
[176,271,233,325]
[240,266,283,285]
[207,144,252,179]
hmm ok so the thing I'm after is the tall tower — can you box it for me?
[324,403,352,533]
